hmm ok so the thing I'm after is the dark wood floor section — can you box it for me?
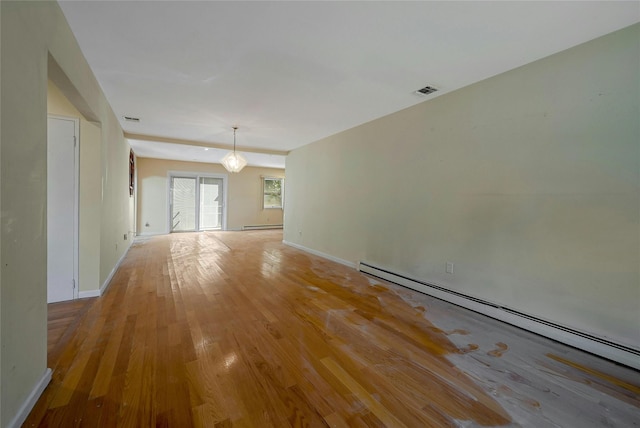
[48,298,96,361]
[25,231,639,427]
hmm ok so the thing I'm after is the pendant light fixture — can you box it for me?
[221,126,247,173]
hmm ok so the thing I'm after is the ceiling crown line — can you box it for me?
[124,132,290,156]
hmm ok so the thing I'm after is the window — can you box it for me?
[129,149,135,196]
[263,177,284,209]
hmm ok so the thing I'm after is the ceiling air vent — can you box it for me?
[123,116,140,122]
[415,86,438,96]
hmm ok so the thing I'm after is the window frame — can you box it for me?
[262,177,284,209]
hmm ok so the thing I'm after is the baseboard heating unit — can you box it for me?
[358,261,640,371]
[242,224,283,231]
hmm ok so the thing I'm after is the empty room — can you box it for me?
[1,1,638,427]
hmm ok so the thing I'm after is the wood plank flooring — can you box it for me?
[47,298,96,358]
[25,231,639,427]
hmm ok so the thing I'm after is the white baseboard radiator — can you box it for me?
[358,261,640,371]
[242,224,283,231]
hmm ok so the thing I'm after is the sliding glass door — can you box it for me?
[170,174,226,232]
[199,177,224,230]
[171,177,196,231]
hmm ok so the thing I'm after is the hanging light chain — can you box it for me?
[233,126,238,153]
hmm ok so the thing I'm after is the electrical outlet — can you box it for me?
[124,233,128,240]
[446,262,454,274]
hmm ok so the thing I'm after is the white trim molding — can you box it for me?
[8,368,52,428]
[136,231,167,237]
[358,261,640,371]
[243,224,283,231]
[99,241,132,296]
[282,240,356,269]
[78,289,100,299]
[77,237,135,300]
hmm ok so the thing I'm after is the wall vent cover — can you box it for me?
[415,86,438,96]
[123,116,140,122]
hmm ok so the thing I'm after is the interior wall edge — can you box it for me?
[47,54,99,123]
[6,368,51,428]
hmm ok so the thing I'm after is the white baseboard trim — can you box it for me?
[99,242,132,296]
[136,231,166,237]
[242,224,283,230]
[282,240,356,269]
[77,239,133,300]
[78,289,100,299]
[359,261,640,371]
[8,368,52,428]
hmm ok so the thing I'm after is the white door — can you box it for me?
[199,177,224,230]
[47,116,79,303]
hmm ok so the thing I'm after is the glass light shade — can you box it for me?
[221,151,247,173]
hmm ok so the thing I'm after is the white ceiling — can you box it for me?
[58,1,639,168]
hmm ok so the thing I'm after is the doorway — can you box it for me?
[47,115,79,303]
[170,173,226,232]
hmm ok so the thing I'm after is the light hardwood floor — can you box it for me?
[26,231,639,427]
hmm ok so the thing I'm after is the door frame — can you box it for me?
[47,114,80,300]
[166,171,228,233]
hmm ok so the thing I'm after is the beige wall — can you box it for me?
[0,2,3,424]
[98,111,133,286]
[137,157,284,234]
[285,24,640,350]
[1,2,133,425]
[47,81,102,293]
